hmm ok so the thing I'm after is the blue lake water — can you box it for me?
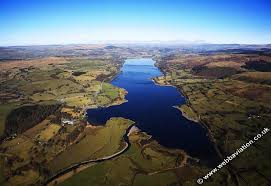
[87,58,217,163]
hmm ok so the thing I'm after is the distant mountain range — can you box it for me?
[1,43,271,61]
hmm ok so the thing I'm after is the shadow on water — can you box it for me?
[87,58,220,166]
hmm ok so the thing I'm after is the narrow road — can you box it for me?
[44,124,134,185]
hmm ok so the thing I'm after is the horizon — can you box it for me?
[1,0,271,46]
[1,40,271,48]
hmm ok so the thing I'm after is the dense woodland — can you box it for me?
[4,104,61,136]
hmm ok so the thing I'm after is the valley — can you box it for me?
[0,45,270,185]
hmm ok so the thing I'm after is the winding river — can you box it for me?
[87,58,217,163]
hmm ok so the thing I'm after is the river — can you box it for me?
[87,58,217,163]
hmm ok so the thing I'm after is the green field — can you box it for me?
[60,130,186,186]
[0,57,126,136]
[47,117,134,173]
[155,53,271,185]
[0,56,128,185]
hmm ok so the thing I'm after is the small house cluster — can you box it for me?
[61,118,75,126]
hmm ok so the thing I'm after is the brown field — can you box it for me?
[234,71,271,84]
[166,53,271,70]
[156,52,271,185]
[0,57,68,71]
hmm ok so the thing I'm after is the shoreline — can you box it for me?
[44,124,135,185]
[172,105,199,123]
[152,63,202,124]
[83,60,128,119]
[44,60,130,185]
[153,66,208,126]
[153,63,223,161]
[48,58,220,185]
[151,78,176,88]
[152,65,201,124]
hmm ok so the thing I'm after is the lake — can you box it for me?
[87,58,218,163]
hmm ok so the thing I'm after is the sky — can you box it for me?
[0,0,271,46]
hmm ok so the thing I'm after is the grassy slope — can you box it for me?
[60,131,186,186]
[47,117,134,173]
